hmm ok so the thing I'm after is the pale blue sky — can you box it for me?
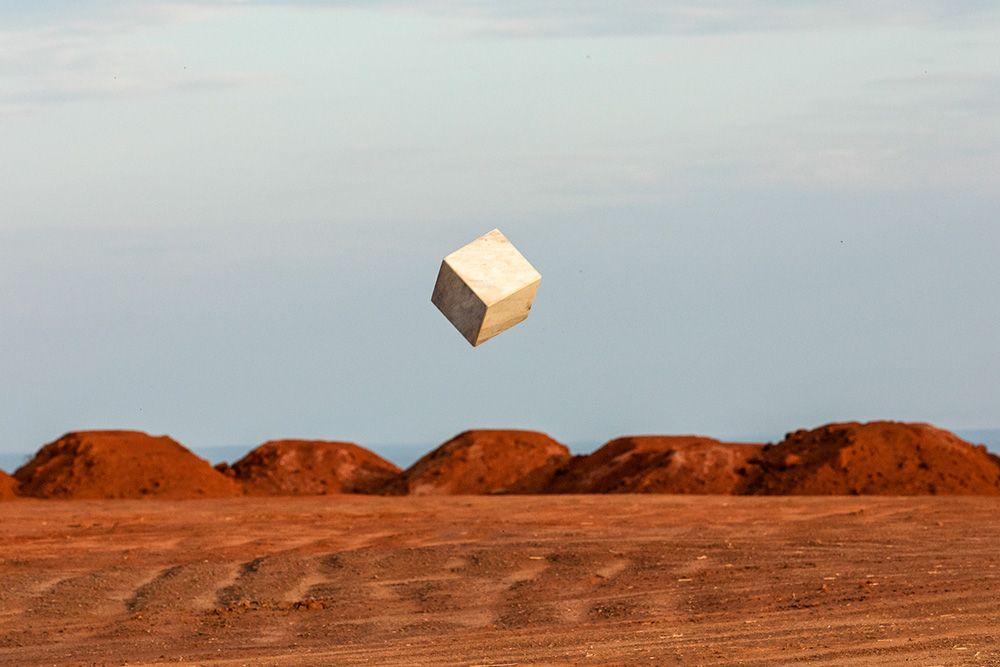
[2,1,998,464]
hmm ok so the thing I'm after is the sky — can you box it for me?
[2,0,999,466]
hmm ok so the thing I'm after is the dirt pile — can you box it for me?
[745,421,1000,495]
[382,430,570,495]
[14,431,243,499]
[533,436,764,494]
[222,440,401,495]
[0,470,19,500]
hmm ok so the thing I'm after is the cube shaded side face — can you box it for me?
[475,277,540,346]
[431,260,488,346]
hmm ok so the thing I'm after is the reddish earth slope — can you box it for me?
[745,421,1000,495]
[537,436,764,494]
[382,430,570,495]
[14,431,243,499]
[224,440,401,495]
[0,470,19,500]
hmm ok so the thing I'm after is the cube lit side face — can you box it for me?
[431,229,541,346]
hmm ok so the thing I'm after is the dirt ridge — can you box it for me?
[745,421,1000,495]
[530,435,763,494]
[12,430,242,499]
[0,469,19,500]
[382,429,571,495]
[221,439,401,495]
[5,422,999,500]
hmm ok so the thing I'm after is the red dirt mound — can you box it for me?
[0,470,19,500]
[14,431,243,499]
[745,421,1000,495]
[224,440,401,495]
[382,430,570,495]
[535,436,764,494]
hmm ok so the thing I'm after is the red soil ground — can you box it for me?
[535,436,763,494]
[0,470,18,500]
[2,495,998,666]
[746,421,1000,495]
[13,431,242,500]
[382,429,570,495]
[222,440,401,495]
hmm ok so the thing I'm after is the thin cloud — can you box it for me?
[8,1,999,40]
[169,0,1000,37]
[851,71,1000,138]
[737,88,1000,193]
[867,72,1000,111]
[0,73,264,109]
[0,14,270,116]
[446,2,1000,38]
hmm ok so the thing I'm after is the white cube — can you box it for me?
[431,229,541,346]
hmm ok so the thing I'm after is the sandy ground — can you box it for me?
[1,495,998,666]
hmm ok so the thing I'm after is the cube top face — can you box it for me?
[443,229,540,305]
[431,229,541,347]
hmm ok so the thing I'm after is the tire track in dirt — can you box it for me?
[26,568,153,619]
[216,552,317,609]
[129,561,240,613]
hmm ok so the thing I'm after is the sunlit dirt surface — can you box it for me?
[1,496,998,666]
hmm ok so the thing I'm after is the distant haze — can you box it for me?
[2,1,998,460]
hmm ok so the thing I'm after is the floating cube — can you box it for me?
[431,229,541,346]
